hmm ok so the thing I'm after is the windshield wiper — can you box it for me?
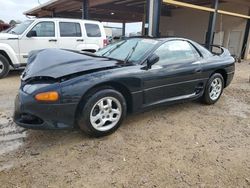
[102,40,127,57]
[124,41,139,64]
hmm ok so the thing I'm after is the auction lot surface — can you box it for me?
[0,63,250,187]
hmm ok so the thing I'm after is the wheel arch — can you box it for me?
[75,81,133,122]
[211,69,227,88]
[0,43,20,68]
[0,50,13,67]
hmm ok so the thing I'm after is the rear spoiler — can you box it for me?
[200,44,236,59]
[209,45,231,57]
[209,45,239,62]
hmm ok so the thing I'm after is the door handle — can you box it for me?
[77,39,84,42]
[49,39,57,42]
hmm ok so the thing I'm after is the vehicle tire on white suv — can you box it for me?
[0,54,10,78]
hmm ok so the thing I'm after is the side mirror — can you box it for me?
[27,30,37,38]
[147,54,159,69]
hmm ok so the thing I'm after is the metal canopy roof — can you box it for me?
[24,0,219,22]
[24,0,250,22]
[24,0,146,22]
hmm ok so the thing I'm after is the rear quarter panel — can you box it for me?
[200,55,235,87]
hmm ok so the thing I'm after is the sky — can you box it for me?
[0,0,142,35]
[0,0,46,22]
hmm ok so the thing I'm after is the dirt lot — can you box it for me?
[0,63,250,188]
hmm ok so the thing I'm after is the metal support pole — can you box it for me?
[122,22,126,36]
[152,0,162,37]
[205,0,219,49]
[52,10,55,17]
[82,0,89,19]
[147,0,162,37]
[145,0,151,36]
[241,9,250,59]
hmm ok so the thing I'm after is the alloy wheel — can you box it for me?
[209,78,223,101]
[90,97,122,131]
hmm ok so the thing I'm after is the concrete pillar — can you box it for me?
[82,0,89,19]
[205,0,219,49]
[147,0,162,37]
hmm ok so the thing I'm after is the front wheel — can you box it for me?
[0,55,10,79]
[202,73,224,105]
[77,89,127,137]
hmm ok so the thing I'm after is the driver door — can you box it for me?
[142,40,203,106]
[19,21,58,64]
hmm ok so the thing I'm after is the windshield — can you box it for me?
[96,38,159,63]
[8,20,34,35]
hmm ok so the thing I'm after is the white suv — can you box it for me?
[0,18,107,78]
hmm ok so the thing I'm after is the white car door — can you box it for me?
[83,22,105,51]
[57,21,85,51]
[19,21,58,64]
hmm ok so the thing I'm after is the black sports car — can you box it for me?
[14,37,235,137]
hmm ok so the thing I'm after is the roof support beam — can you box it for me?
[163,0,214,12]
[205,0,219,49]
[89,0,118,7]
[82,0,89,19]
[144,0,150,36]
[163,0,250,19]
[241,9,250,59]
[148,0,162,37]
[122,22,126,36]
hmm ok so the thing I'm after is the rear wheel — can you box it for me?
[77,88,127,137]
[202,73,224,105]
[0,55,10,79]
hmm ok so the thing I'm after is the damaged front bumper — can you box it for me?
[13,89,78,130]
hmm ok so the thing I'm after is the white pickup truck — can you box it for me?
[0,18,107,78]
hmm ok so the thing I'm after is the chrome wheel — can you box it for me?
[90,97,122,131]
[209,78,223,101]
[0,60,4,74]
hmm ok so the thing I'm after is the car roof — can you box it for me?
[27,17,101,24]
[126,36,192,42]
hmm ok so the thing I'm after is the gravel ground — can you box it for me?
[0,63,249,188]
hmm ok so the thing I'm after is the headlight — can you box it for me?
[23,84,51,94]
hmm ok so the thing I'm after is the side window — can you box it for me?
[85,23,101,37]
[59,22,82,37]
[192,41,213,58]
[30,22,55,37]
[154,40,200,66]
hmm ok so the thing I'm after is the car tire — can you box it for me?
[0,54,10,79]
[202,73,224,105]
[77,88,127,137]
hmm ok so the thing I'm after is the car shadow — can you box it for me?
[23,101,201,144]
[7,69,24,78]
[6,100,205,158]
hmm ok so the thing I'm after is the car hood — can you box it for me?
[0,33,18,40]
[22,48,122,81]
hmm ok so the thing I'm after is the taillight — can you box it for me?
[103,39,108,47]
